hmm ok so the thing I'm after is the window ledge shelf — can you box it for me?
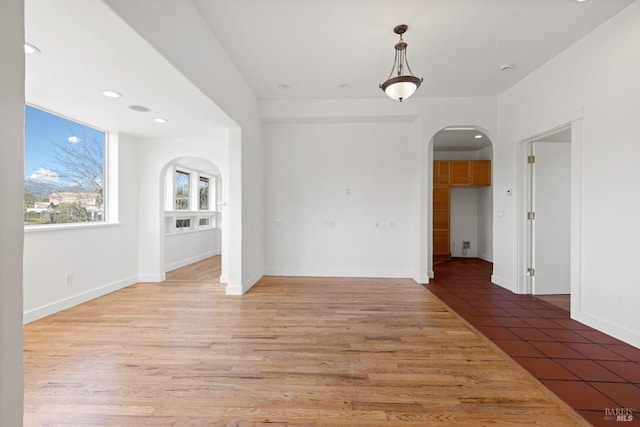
[24,221,120,233]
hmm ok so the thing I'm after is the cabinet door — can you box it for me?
[451,160,471,185]
[433,160,451,185]
[432,186,450,257]
[471,160,491,186]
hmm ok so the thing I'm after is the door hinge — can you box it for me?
[527,268,535,277]
[528,155,536,164]
[527,212,535,220]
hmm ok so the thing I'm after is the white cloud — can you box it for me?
[68,136,81,143]
[29,168,59,183]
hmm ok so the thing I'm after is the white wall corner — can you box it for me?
[479,254,493,263]
[491,274,514,292]
[138,273,166,283]
[226,271,262,295]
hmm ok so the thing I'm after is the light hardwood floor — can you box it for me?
[24,257,586,426]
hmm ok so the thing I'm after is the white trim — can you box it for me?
[139,273,166,283]
[573,310,640,349]
[264,268,414,278]
[225,271,262,296]
[569,119,583,318]
[516,111,583,296]
[478,254,493,263]
[219,274,228,284]
[491,274,514,292]
[24,221,120,233]
[23,275,138,324]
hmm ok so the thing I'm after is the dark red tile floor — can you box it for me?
[424,258,640,426]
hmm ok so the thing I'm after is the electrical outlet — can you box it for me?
[65,273,73,286]
[463,241,471,249]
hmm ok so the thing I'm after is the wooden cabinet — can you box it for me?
[432,185,451,260]
[450,160,491,187]
[471,160,491,186]
[433,160,451,185]
[432,159,490,261]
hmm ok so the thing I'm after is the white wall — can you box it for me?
[496,1,640,347]
[0,0,25,423]
[165,229,220,272]
[450,188,479,258]
[264,121,420,277]
[260,97,498,282]
[23,133,140,322]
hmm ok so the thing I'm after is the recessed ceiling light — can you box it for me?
[129,105,150,112]
[102,90,123,98]
[277,83,291,90]
[475,134,483,139]
[444,127,476,131]
[24,43,40,54]
[500,64,513,72]
[576,0,587,2]
[153,118,168,124]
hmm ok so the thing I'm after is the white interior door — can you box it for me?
[532,140,571,295]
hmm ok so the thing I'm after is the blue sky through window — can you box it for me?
[24,105,105,184]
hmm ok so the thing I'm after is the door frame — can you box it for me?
[516,117,583,314]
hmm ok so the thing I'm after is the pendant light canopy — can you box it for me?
[379,24,423,102]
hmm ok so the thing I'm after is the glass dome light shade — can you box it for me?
[380,75,422,102]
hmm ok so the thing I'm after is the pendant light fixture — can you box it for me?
[379,24,423,102]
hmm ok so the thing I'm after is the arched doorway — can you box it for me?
[429,126,494,274]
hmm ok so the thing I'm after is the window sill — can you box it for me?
[24,222,120,233]
[165,226,218,237]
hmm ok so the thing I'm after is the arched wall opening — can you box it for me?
[425,125,495,279]
[136,135,237,291]
[161,157,226,281]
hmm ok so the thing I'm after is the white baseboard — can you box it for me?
[478,254,493,263]
[219,275,228,284]
[226,270,263,295]
[264,268,413,279]
[573,310,640,349]
[23,275,139,324]
[165,250,218,273]
[138,273,166,283]
[491,274,514,292]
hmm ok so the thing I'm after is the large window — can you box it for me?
[24,105,106,225]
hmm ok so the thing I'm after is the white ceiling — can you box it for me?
[24,0,635,139]
[25,0,235,139]
[433,129,492,152]
[193,0,635,100]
